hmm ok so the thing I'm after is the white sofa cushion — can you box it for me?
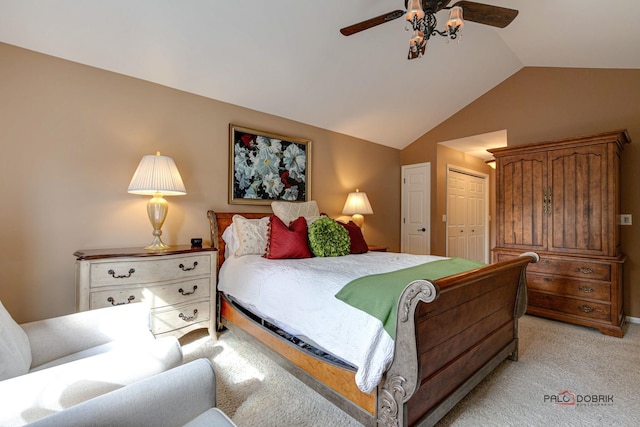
[0,301,32,381]
[29,341,119,373]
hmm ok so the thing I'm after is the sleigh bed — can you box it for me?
[207,210,538,426]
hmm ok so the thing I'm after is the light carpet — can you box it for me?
[182,316,640,426]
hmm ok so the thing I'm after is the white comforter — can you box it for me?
[218,251,447,393]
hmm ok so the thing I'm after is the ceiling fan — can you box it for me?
[340,1,519,59]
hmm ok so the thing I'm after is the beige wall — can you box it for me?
[402,67,640,318]
[0,43,400,323]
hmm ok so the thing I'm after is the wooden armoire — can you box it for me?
[490,130,630,337]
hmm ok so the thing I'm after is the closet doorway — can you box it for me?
[446,165,489,263]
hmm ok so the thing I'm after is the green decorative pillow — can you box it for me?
[308,216,351,257]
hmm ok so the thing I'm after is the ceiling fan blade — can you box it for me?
[453,1,518,28]
[340,10,405,36]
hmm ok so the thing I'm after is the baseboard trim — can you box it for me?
[626,316,640,324]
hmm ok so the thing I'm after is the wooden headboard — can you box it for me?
[206,210,271,272]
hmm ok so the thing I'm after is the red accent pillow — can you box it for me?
[265,215,312,259]
[339,221,369,254]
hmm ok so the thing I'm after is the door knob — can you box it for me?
[418,228,426,232]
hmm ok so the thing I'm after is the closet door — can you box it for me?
[547,143,610,256]
[496,151,547,251]
[447,169,488,262]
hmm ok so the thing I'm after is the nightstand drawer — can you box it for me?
[151,300,211,335]
[89,278,211,309]
[89,254,212,287]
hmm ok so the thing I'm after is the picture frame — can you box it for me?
[229,124,312,205]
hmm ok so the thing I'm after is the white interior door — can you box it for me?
[446,167,489,263]
[401,163,430,254]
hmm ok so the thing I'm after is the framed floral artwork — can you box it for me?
[229,124,312,205]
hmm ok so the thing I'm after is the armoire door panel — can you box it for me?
[548,144,609,256]
[497,152,546,250]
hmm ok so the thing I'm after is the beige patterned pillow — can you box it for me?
[232,215,270,256]
[271,200,320,225]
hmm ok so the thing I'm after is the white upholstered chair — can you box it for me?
[28,358,237,427]
[0,301,183,426]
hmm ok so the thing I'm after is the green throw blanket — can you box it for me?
[335,258,485,339]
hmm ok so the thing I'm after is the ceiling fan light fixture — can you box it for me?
[339,1,519,61]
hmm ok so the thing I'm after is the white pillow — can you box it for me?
[271,200,320,225]
[0,301,32,380]
[221,224,239,259]
[232,215,270,257]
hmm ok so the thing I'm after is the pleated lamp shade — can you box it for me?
[342,189,373,228]
[128,153,186,196]
[128,152,186,250]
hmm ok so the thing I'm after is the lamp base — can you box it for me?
[145,236,170,251]
[145,193,170,251]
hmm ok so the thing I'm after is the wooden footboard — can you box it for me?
[207,210,538,427]
[378,254,536,426]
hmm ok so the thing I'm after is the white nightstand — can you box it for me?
[74,246,217,338]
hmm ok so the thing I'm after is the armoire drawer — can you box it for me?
[151,300,211,335]
[88,254,212,287]
[528,291,611,321]
[89,278,211,309]
[527,274,610,302]
[529,257,610,281]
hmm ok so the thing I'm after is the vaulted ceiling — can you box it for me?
[1,0,638,150]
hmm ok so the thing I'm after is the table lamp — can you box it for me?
[128,152,186,250]
[342,188,373,228]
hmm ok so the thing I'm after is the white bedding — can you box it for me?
[218,251,447,393]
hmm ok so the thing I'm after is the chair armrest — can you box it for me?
[22,303,153,368]
[28,359,219,427]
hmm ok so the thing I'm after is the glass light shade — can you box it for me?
[446,6,464,33]
[406,0,425,22]
[128,152,186,250]
[410,30,424,47]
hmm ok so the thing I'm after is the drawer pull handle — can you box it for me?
[577,267,594,275]
[179,262,198,271]
[179,309,198,322]
[107,295,135,306]
[543,277,552,283]
[178,285,198,296]
[108,268,135,279]
[579,286,594,294]
[578,304,595,313]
